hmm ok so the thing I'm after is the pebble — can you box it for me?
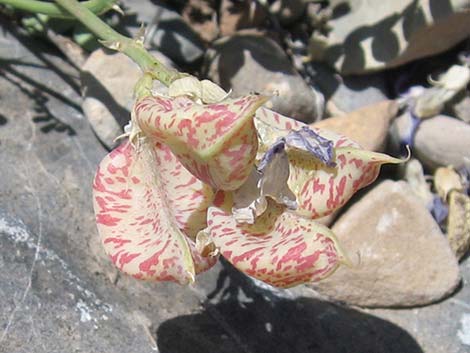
[446,190,470,260]
[309,63,388,115]
[414,115,470,171]
[204,34,324,122]
[308,180,461,307]
[388,111,414,153]
[312,100,398,151]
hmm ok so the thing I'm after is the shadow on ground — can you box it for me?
[157,260,423,353]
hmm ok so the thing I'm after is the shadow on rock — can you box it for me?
[0,67,76,136]
[0,113,7,125]
[156,260,424,353]
[210,34,296,91]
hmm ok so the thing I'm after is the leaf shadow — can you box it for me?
[323,0,455,74]
[208,34,296,92]
[80,70,131,129]
[0,113,7,126]
[0,67,76,136]
[0,16,89,136]
[0,16,82,95]
[117,1,204,68]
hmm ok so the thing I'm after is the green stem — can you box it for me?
[0,0,115,18]
[53,0,181,87]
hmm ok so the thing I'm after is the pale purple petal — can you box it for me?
[284,126,336,167]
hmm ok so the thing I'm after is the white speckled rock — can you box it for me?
[307,180,461,307]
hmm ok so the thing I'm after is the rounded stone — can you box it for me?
[414,115,470,170]
[307,180,461,307]
[204,34,324,123]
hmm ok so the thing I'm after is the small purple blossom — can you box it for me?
[431,195,449,225]
[400,112,421,150]
[258,139,286,171]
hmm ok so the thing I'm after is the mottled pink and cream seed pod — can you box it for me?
[207,191,347,288]
[255,108,403,220]
[134,94,267,191]
[92,91,403,287]
[93,141,217,284]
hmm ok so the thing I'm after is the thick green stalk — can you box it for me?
[0,0,115,18]
[53,0,180,87]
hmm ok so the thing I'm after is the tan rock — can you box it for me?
[308,180,461,307]
[311,100,398,151]
[219,0,267,37]
[182,0,219,42]
[81,49,174,148]
[447,190,470,260]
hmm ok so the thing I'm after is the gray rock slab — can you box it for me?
[0,21,211,353]
[157,259,425,353]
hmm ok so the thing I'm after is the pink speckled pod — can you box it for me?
[255,108,403,219]
[93,141,217,284]
[134,95,267,191]
[93,98,402,287]
[208,191,347,288]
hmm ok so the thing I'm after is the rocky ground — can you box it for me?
[1,1,470,352]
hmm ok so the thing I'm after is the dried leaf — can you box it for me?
[447,190,470,260]
[434,166,464,201]
[404,159,434,208]
[412,65,470,118]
